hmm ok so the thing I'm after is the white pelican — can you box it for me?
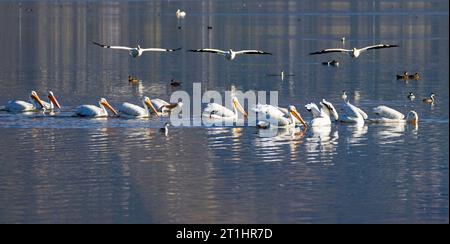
[118,97,160,118]
[407,92,415,101]
[176,9,186,18]
[75,98,118,117]
[305,99,339,127]
[309,43,398,58]
[422,93,435,104]
[93,42,181,58]
[202,96,248,120]
[41,91,61,111]
[371,105,418,126]
[188,48,272,61]
[253,104,307,128]
[339,101,368,125]
[5,90,45,112]
[150,99,183,116]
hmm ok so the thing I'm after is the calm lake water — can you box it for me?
[0,0,448,224]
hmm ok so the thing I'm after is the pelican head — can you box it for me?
[100,98,118,115]
[406,111,418,126]
[232,97,248,118]
[430,93,436,100]
[321,99,339,121]
[143,96,160,117]
[47,91,61,109]
[30,90,44,108]
[289,105,307,128]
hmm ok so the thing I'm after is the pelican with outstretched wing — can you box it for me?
[188,48,272,61]
[310,44,398,58]
[93,41,181,58]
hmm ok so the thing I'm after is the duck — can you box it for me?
[396,71,409,80]
[407,92,415,101]
[408,72,420,80]
[176,9,186,18]
[160,122,170,136]
[341,90,348,101]
[128,75,139,84]
[422,93,435,104]
[322,60,339,66]
[170,79,182,87]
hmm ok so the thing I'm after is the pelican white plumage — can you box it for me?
[371,106,418,125]
[202,96,248,120]
[150,98,183,116]
[176,9,186,18]
[5,91,45,112]
[75,98,118,117]
[118,97,160,118]
[309,43,398,58]
[305,99,339,127]
[339,101,368,125]
[93,42,181,58]
[253,104,307,128]
[40,91,61,111]
[188,48,272,61]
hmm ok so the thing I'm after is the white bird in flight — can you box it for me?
[188,48,272,61]
[309,43,398,58]
[93,42,181,58]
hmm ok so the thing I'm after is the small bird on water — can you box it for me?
[170,79,182,87]
[128,75,139,84]
[422,93,435,104]
[160,122,170,136]
[407,92,415,101]
[322,60,339,66]
[396,71,409,80]
[408,72,420,80]
[341,90,348,101]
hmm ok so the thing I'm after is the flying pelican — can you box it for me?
[75,98,118,117]
[150,99,183,116]
[93,41,181,58]
[188,48,272,61]
[5,90,45,112]
[339,100,368,125]
[371,106,418,125]
[407,92,415,101]
[202,96,248,121]
[118,96,160,118]
[253,104,307,128]
[309,43,398,58]
[176,9,186,18]
[422,93,435,104]
[305,99,339,127]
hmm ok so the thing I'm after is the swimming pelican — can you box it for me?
[203,97,248,120]
[422,93,435,104]
[305,99,339,127]
[150,99,183,116]
[176,9,186,18]
[5,90,45,112]
[407,92,415,101]
[339,100,368,125]
[372,106,418,125]
[118,97,160,118]
[75,98,118,117]
[40,91,61,111]
[309,43,398,58]
[93,42,181,58]
[253,104,307,128]
[188,48,272,61]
